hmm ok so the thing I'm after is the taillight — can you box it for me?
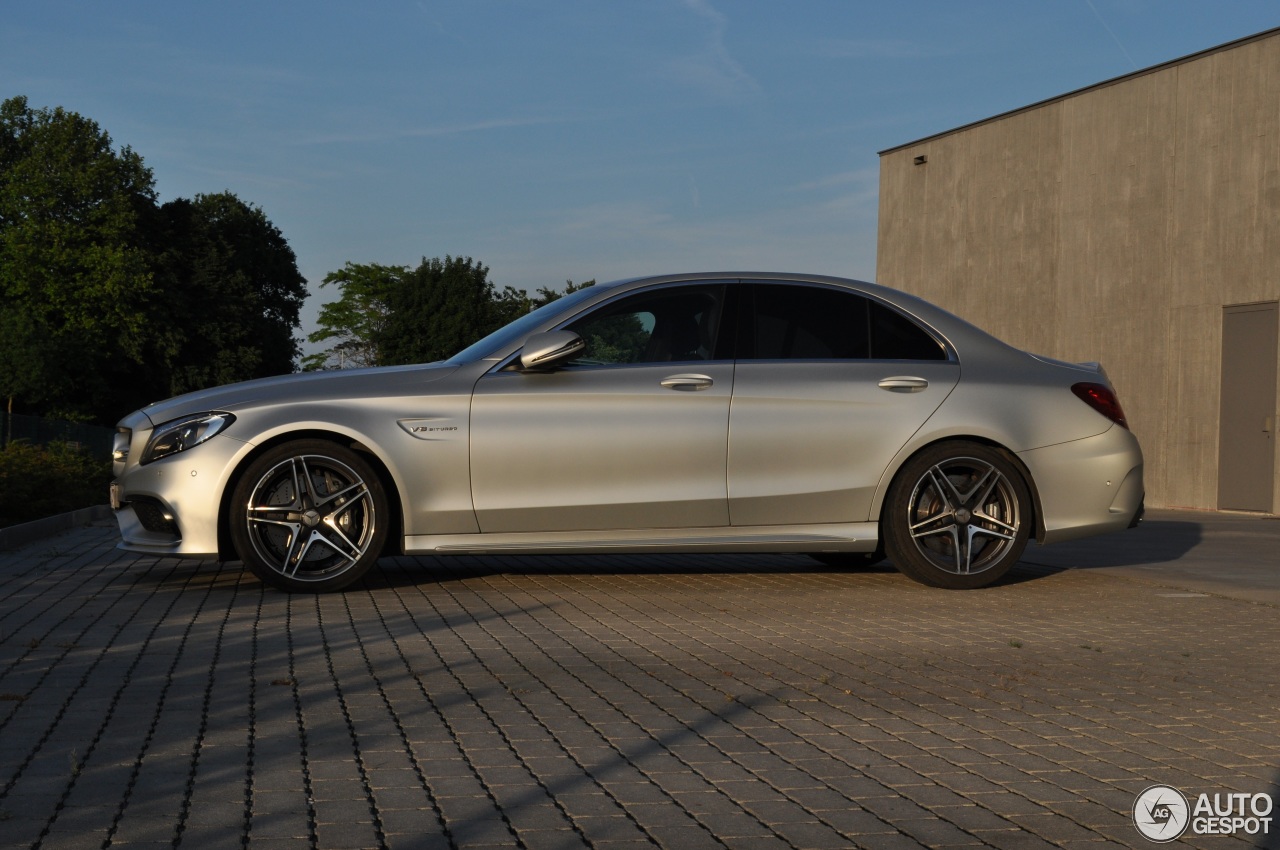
[1071,382,1129,429]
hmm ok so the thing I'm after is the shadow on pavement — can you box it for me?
[361,551,889,591]
[1020,518,1203,570]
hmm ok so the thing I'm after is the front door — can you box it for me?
[469,284,733,533]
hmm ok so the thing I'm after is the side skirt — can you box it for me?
[404,522,880,556]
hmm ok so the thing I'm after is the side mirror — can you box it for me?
[518,330,585,371]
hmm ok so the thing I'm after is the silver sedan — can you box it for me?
[110,273,1144,592]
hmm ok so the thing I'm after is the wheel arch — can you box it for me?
[216,429,406,561]
[874,435,1046,544]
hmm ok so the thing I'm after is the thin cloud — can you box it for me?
[415,4,469,45]
[297,116,562,146]
[787,168,880,222]
[664,0,761,98]
[1083,0,1139,69]
[554,201,674,235]
[813,38,928,60]
[791,168,879,193]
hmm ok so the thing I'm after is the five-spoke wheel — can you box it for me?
[883,441,1031,589]
[230,440,388,592]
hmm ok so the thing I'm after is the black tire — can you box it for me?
[808,551,885,569]
[229,440,388,593]
[883,441,1031,589]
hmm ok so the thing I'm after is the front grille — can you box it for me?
[130,498,180,536]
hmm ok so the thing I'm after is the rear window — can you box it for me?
[748,285,868,359]
[737,284,946,361]
[869,301,946,360]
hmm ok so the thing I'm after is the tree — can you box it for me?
[486,278,595,332]
[306,258,596,369]
[379,263,597,365]
[0,96,157,418]
[149,192,307,395]
[0,98,307,421]
[302,262,401,371]
[378,256,501,365]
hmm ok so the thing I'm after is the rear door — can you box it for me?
[727,283,960,526]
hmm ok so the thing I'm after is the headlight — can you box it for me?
[140,412,236,465]
[112,427,132,464]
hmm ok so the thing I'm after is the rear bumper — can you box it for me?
[1018,425,1145,545]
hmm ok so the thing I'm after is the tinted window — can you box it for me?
[739,284,869,359]
[736,284,946,361]
[869,302,946,360]
[566,286,725,365]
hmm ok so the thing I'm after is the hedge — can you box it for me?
[0,441,112,528]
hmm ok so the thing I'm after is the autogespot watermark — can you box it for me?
[1133,784,1274,843]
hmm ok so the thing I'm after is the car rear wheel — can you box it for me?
[230,440,388,593]
[883,441,1030,589]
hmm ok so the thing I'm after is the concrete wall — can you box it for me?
[877,30,1280,511]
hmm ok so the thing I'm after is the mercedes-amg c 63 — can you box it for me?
[111,273,1144,592]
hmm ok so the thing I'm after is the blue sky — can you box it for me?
[4,2,1278,349]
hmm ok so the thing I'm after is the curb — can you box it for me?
[0,504,113,552]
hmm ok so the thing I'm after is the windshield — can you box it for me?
[445,286,603,364]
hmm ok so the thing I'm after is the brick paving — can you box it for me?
[1,520,1277,849]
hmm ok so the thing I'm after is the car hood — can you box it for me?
[139,362,461,426]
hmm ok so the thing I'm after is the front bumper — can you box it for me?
[111,430,251,560]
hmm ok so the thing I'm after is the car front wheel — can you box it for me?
[883,441,1031,589]
[229,440,388,593]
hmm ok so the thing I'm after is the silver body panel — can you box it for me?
[470,363,735,531]
[111,272,1143,565]
[727,361,960,525]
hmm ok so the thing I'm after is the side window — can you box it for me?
[740,284,870,359]
[737,284,947,361]
[869,302,947,360]
[566,286,725,366]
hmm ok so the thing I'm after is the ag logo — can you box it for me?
[1134,785,1190,842]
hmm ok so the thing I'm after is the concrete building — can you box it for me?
[877,27,1280,514]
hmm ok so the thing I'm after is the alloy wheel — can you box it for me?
[243,453,377,583]
[905,456,1021,576]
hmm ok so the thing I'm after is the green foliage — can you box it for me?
[308,255,596,369]
[379,257,501,365]
[575,313,650,364]
[302,262,401,370]
[0,95,158,419]
[0,441,111,528]
[483,278,597,343]
[149,193,307,396]
[0,96,308,422]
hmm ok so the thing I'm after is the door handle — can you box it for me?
[878,376,929,392]
[661,373,714,391]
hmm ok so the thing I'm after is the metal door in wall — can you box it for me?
[1218,302,1278,512]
